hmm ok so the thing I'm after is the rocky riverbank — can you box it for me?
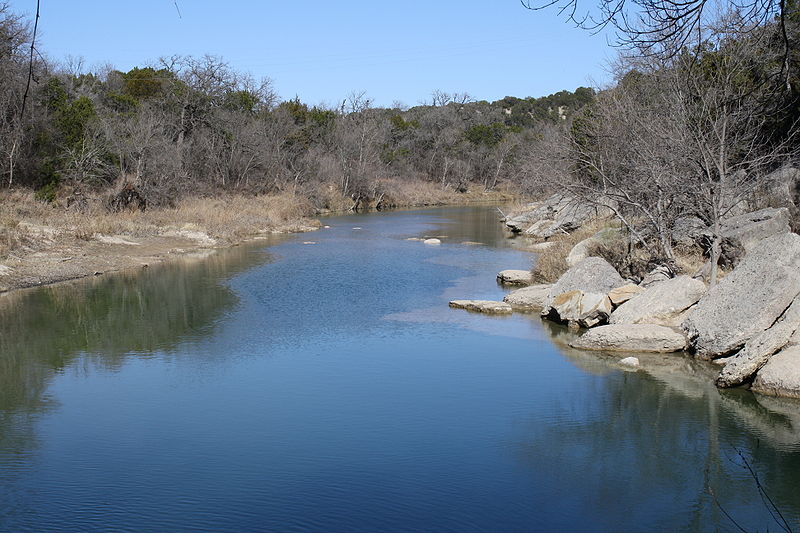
[451,171,800,400]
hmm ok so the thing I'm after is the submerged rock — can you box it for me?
[682,232,800,359]
[449,300,513,314]
[570,324,687,353]
[619,357,641,368]
[503,284,552,311]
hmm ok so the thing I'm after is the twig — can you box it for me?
[20,0,40,120]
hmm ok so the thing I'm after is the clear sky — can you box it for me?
[9,0,616,107]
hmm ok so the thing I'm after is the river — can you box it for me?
[1,206,799,532]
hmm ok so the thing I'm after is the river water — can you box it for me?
[1,206,800,532]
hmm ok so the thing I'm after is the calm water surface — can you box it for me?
[1,206,800,532]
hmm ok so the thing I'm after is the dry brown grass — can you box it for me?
[530,221,610,283]
[0,190,317,259]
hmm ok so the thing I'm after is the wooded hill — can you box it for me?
[0,3,594,211]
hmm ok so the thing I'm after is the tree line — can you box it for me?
[525,2,800,281]
[0,2,594,210]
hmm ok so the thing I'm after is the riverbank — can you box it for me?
[0,191,320,293]
[484,195,800,400]
[0,187,516,294]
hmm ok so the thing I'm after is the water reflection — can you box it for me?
[0,242,276,441]
[522,321,800,530]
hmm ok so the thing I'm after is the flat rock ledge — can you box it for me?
[497,270,532,286]
[570,324,687,353]
[503,284,551,311]
[449,300,513,314]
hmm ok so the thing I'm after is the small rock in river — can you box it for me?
[619,357,641,368]
[423,238,441,245]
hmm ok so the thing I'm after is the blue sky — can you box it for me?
[10,0,615,107]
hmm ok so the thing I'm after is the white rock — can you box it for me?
[570,324,687,353]
[619,357,641,368]
[545,290,613,328]
[503,284,552,311]
[497,269,532,286]
[682,232,800,358]
[751,345,800,398]
[448,300,513,314]
[423,238,441,245]
[610,275,706,327]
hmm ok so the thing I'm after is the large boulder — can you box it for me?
[566,227,620,267]
[570,324,687,353]
[719,207,790,252]
[449,300,512,314]
[544,257,625,309]
[497,270,532,286]
[505,195,571,233]
[715,298,800,388]
[759,166,800,214]
[682,232,800,359]
[610,275,706,327]
[751,345,800,398]
[640,265,672,288]
[545,290,612,328]
[608,284,644,307]
[505,194,613,238]
[672,216,708,247]
[503,284,551,311]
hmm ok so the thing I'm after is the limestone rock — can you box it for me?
[608,284,645,307]
[640,265,672,288]
[570,324,687,353]
[545,290,612,328]
[528,242,556,252]
[503,284,552,311]
[448,300,512,314]
[672,216,708,247]
[720,207,790,252]
[545,257,625,308]
[682,232,800,358]
[761,166,800,213]
[715,298,800,388]
[497,269,532,286]
[619,357,641,368]
[505,193,613,238]
[751,345,800,398]
[610,275,706,327]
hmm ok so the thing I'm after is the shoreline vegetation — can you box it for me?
[0,187,514,294]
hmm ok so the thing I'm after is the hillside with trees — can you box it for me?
[0,2,594,214]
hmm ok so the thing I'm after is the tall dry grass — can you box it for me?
[0,190,316,258]
[529,221,610,283]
